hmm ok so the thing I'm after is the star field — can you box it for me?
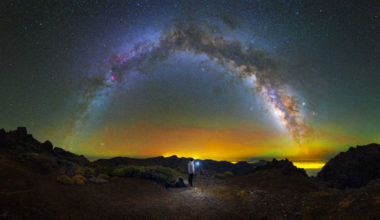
[1,0,380,163]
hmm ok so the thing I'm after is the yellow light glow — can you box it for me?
[293,162,325,169]
[46,120,360,164]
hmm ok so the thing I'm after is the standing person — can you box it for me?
[188,158,195,187]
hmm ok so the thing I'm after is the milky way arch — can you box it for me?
[66,23,311,148]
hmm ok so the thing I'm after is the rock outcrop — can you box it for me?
[41,141,54,152]
[53,147,89,166]
[0,127,89,166]
[317,143,380,189]
[254,158,307,176]
[0,127,50,153]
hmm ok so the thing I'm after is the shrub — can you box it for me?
[75,166,85,175]
[148,166,181,184]
[95,166,113,176]
[110,167,125,177]
[107,165,182,186]
[175,167,186,174]
[72,175,86,185]
[215,171,234,179]
[76,166,95,177]
[85,167,96,177]
[57,174,86,185]
[151,171,168,183]
[109,165,146,177]
[124,165,145,177]
[98,173,110,179]
[57,175,74,185]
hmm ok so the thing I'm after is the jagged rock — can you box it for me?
[1,127,89,168]
[0,128,5,137]
[317,143,380,189]
[53,147,89,166]
[6,127,28,141]
[0,129,6,146]
[41,141,53,152]
[15,127,27,137]
[0,127,41,152]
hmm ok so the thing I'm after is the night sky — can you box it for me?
[1,0,380,166]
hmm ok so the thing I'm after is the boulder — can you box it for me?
[173,177,186,187]
[89,176,108,184]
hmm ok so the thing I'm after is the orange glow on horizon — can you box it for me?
[74,123,296,161]
[35,121,369,163]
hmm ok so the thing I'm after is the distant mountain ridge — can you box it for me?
[0,127,265,175]
[92,155,268,175]
[2,127,380,188]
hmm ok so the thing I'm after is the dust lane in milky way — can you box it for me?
[68,23,311,149]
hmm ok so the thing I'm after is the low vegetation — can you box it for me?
[57,175,75,185]
[215,171,234,179]
[72,174,86,185]
[75,166,95,177]
[100,165,182,186]
[175,167,186,174]
[57,174,86,185]
[98,173,110,180]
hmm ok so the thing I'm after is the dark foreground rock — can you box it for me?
[317,143,380,189]
[53,147,89,166]
[0,127,90,167]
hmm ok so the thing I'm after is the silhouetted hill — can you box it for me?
[0,127,89,167]
[0,127,263,175]
[91,155,266,175]
[317,143,380,189]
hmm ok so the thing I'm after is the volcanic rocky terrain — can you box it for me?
[1,127,379,219]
